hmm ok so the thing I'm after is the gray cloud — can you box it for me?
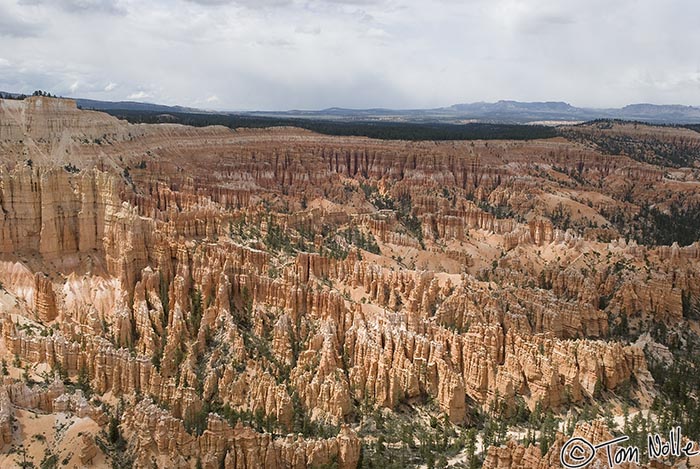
[0,4,41,36]
[295,24,321,34]
[184,0,380,5]
[183,0,292,6]
[1,0,699,109]
[19,0,126,15]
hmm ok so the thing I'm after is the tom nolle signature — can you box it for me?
[560,427,699,468]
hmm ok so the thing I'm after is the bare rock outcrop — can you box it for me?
[2,97,697,468]
[122,399,360,469]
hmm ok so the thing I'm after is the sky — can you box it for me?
[0,0,699,110]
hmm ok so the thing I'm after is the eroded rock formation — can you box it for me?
[0,97,698,467]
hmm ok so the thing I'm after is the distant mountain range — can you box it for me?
[3,91,700,124]
[257,101,700,124]
[75,97,201,114]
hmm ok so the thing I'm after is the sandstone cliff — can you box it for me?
[0,97,698,468]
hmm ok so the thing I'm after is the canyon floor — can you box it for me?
[0,96,699,468]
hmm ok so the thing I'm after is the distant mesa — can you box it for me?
[2,90,700,124]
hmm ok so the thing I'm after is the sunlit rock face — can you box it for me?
[0,97,698,468]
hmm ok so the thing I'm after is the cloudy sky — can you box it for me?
[0,0,698,110]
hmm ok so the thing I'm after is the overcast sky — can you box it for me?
[0,0,698,110]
